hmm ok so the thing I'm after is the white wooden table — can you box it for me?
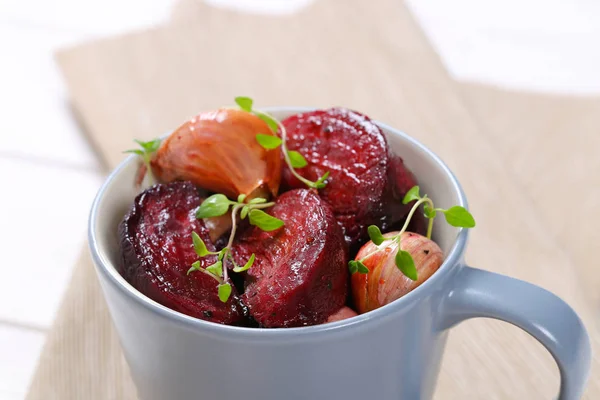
[1,0,599,398]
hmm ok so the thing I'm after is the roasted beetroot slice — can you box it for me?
[118,181,247,325]
[281,108,417,247]
[233,189,348,328]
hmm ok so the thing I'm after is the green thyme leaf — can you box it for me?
[234,96,253,112]
[187,260,201,275]
[441,206,475,228]
[423,203,437,219]
[248,209,284,231]
[191,231,210,257]
[217,248,226,261]
[403,186,421,204]
[241,205,249,220]
[249,197,267,204]
[356,261,369,274]
[134,138,161,153]
[146,139,161,153]
[227,255,240,270]
[125,138,161,159]
[348,261,358,274]
[313,171,330,189]
[206,261,223,278]
[132,139,147,150]
[288,150,308,168]
[233,253,255,273]
[395,250,418,281]
[237,194,246,203]
[256,134,282,150]
[196,194,231,219]
[218,283,232,303]
[124,149,144,156]
[367,225,385,246]
[256,112,279,133]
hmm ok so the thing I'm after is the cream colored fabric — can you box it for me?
[460,83,600,306]
[27,250,137,399]
[27,1,600,398]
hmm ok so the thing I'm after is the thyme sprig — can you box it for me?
[349,186,475,281]
[124,138,161,185]
[235,96,330,189]
[188,193,284,302]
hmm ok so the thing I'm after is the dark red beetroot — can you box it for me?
[390,155,427,236]
[281,108,418,248]
[233,189,348,327]
[119,181,247,325]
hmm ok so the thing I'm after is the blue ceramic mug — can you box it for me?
[89,107,591,399]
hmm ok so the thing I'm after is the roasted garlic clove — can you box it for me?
[351,231,443,314]
[151,108,282,199]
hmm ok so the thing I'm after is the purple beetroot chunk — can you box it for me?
[118,181,247,325]
[233,189,348,327]
[281,108,419,248]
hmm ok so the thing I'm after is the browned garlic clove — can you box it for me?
[150,108,282,199]
[351,231,443,314]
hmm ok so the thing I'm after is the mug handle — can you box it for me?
[438,266,592,399]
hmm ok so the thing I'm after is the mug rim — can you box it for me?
[88,106,469,338]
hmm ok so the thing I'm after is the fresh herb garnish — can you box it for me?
[287,151,308,168]
[255,134,282,149]
[348,260,369,274]
[191,231,210,257]
[248,209,285,231]
[349,185,475,281]
[441,205,476,228]
[196,194,232,219]
[367,225,385,246]
[395,250,417,281]
[233,253,255,273]
[233,96,330,190]
[234,96,253,112]
[217,283,232,303]
[188,193,284,302]
[124,138,161,185]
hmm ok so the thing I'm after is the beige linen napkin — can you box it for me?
[460,83,600,305]
[27,1,600,398]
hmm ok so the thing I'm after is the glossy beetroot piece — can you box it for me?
[281,108,418,247]
[233,189,348,327]
[118,181,247,325]
[389,156,428,236]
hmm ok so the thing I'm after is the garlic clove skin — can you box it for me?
[203,213,233,243]
[326,306,358,323]
[151,108,282,199]
[351,231,443,314]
